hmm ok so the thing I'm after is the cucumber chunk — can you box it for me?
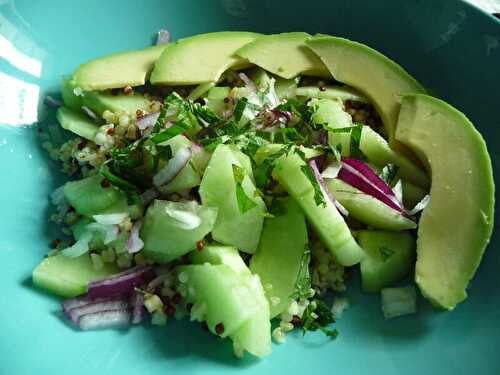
[61,76,82,111]
[358,230,416,292]
[199,144,266,253]
[326,178,416,231]
[81,91,151,117]
[56,106,99,141]
[273,152,364,266]
[32,253,118,298]
[63,174,128,216]
[296,85,368,103]
[141,200,217,262]
[191,245,248,274]
[250,197,308,317]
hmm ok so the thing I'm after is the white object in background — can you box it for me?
[465,0,500,13]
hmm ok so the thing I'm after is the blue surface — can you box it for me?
[0,0,499,374]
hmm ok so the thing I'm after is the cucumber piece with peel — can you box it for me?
[250,197,308,317]
[190,245,248,274]
[358,230,416,292]
[326,178,416,231]
[32,253,119,298]
[273,152,364,266]
[56,106,99,141]
[63,174,128,216]
[199,144,266,253]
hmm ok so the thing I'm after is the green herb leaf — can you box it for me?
[232,164,258,214]
[290,246,312,300]
[300,164,326,207]
[100,164,139,192]
[233,97,248,122]
[380,163,399,184]
[379,246,395,262]
[301,298,336,338]
[151,122,190,144]
[331,143,342,162]
[349,123,364,159]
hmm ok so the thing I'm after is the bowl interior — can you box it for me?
[0,0,499,374]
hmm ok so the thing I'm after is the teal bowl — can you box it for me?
[0,0,499,374]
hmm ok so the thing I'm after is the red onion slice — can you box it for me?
[153,146,192,188]
[87,266,156,299]
[78,309,131,330]
[130,291,145,324]
[309,159,349,216]
[62,296,112,315]
[137,111,160,130]
[338,157,404,213]
[44,95,62,108]
[93,213,128,225]
[127,220,144,254]
[238,72,258,93]
[81,106,102,124]
[140,187,159,206]
[68,299,129,324]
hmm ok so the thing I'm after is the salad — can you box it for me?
[34,31,495,358]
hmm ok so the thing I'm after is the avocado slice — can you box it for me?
[395,94,495,310]
[61,76,83,111]
[150,31,259,85]
[81,92,151,117]
[235,32,330,79]
[72,44,168,91]
[56,106,99,141]
[305,35,426,144]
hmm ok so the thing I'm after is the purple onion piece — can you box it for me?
[78,309,131,331]
[338,157,405,213]
[238,72,257,93]
[130,291,145,324]
[140,188,159,206]
[137,111,160,130]
[87,266,156,299]
[156,29,171,45]
[127,220,144,254]
[62,296,114,315]
[317,129,328,146]
[153,146,192,188]
[312,154,327,173]
[308,159,348,216]
[68,299,129,324]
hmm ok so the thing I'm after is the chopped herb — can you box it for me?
[329,126,357,134]
[379,246,395,262]
[233,97,248,122]
[268,198,288,217]
[349,123,364,159]
[151,121,190,144]
[100,164,139,192]
[331,143,342,162]
[290,246,312,300]
[232,164,258,214]
[301,298,337,338]
[380,163,399,184]
[300,164,326,207]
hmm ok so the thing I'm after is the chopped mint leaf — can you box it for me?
[300,164,326,207]
[331,143,342,162]
[290,246,312,300]
[232,164,258,214]
[233,97,248,122]
[349,123,364,159]
[380,163,399,184]
[151,121,190,144]
[301,298,336,337]
[379,246,395,262]
[100,164,139,192]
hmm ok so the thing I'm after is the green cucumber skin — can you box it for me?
[190,245,248,274]
[358,230,416,292]
[273,152,364,266]
[250,197,308,318]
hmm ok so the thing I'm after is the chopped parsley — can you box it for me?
[290,246,312,300]
[380,163,399,184]
[300,163,326,207]
[301,299,338,338]
[232,164,258,214]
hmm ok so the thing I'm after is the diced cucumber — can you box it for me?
[158,135,201,194]
[273,152,364,266]
[199,144,266,253]
[274,76,298,100]
[326,179,416,231]
[206,86,230,116]
[63,174,128,216]
[358,230,416,292]
[191,245,248,274]
[61,76,82,111]
[310,98,352,128]
[250,197,308,317]
[32,253,119,298]
[56,106,99,141]
[141,200,217,262]
[296,85,368,103]
[81,91,151,117]
[177,264,260,336]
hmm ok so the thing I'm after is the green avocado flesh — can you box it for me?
[82,91,151,116]
[199,144,266,253]
[395,94,495,310]
[61,76,82,111]
[141,200,217,262]
[250,197,308,318]
[273,152,364,266]
[151,31,259,85]
[56,106,99,141]
[305,35,426,145]
[327,179,416,231]
[32,253,118,298]
[358,230,416,292]
[72,44,168,91]
[235,32,330,79]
